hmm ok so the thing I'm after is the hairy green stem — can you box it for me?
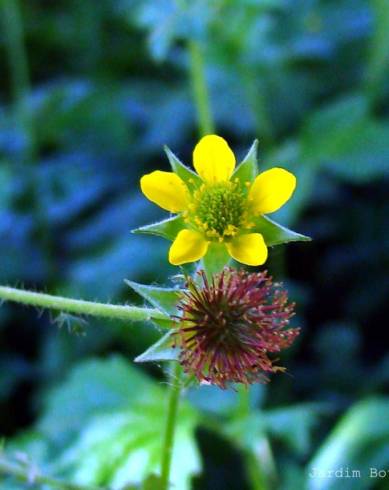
[0,456,106,490]
[160,362,183,489]
[188,40,215,136]
[158,40,215,486]
[0,286,168,322]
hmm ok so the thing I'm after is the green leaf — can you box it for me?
[264,403,329,456]
[125,280,180,316]
[135,330,179,363]
[233,139,259,184]
[301,94,389,182]
[322,121,389,183]
[306,398,389,490]
[132,215,185,241]
[40,357,200,489]
[164,146,202,189]
[38,357,158,442]
[252,215,311,246]
[226,413,277,490]
[201,242,231,277]
[302,95,369,163]
[56,406,199,489]
[3,430,51,470]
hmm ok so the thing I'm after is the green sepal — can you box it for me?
[151,318,175,329]
[134,330,179,363]
[164,145,202,190]
[125,280,180,316]
[252,215,311,246]
[233,140,259,184]
[201,242,231,278]
[131,215,185,241]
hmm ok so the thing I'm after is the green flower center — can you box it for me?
[188,180,248,240]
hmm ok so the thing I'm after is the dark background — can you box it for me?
[1,1,389,489]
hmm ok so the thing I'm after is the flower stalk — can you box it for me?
[188,40,215,136]
[0,286,168,323]
[160,362,183,490]
[158,39,214,488]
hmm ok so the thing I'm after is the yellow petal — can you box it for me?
[249,167,296,214]
[140,171,189,213]
[226,233,268,266]
[169,229,209,265]
[193,134,236,182]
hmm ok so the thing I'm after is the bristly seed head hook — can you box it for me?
[173,268,300,389]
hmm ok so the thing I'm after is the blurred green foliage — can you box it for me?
[1,0,389,489]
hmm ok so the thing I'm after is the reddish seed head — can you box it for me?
[174,268,300,389]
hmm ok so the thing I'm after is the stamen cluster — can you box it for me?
[186,180,249,240]
[174,268,299,388]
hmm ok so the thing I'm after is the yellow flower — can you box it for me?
[140,135,296,266]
